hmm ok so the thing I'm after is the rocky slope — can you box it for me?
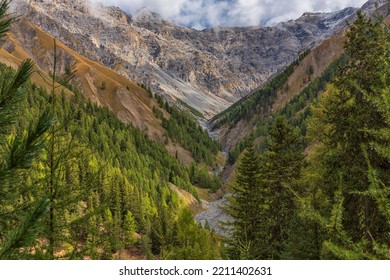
[209,0,389,150]
[1,16,202,165]
[11,0,361,118]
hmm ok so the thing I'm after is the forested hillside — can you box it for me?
[224,12,390,259]
[0,62,222,259]
[152,92,221,167]
[0,1,220,259]
[226,54,347,165]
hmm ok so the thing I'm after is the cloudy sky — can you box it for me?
[90,0,368,29]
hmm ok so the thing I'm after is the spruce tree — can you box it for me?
[256,116,305,259]
[224,140,262,259]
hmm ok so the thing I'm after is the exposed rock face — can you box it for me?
[11,0,359,118]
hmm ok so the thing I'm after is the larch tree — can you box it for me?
[0,0,53,259]
[305,12,390,259]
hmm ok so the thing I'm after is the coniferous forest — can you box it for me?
[0,0,389,260]
[225,12,390,260]
[0,1,220,259]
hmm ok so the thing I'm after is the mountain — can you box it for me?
[2,15,227,169]
[2,16,165,137]
[11,0,359,118]
[210,0,390,154]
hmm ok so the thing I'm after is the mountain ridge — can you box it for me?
[11,0,361,118]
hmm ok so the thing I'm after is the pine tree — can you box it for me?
[162,208,220,260]
[123,211,137,247]
[363,84,390,258]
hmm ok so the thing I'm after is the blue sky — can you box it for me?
[89,0,368,29]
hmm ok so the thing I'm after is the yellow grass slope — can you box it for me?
[2,16,166,142]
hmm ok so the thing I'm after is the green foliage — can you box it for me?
[256,117,305,259]
[0,61,220,259]
[225,117,305,259]
[0,27,220,258]
[301,12,390,259]
[189,162,221,191]
[224,141,262,259]
[0,3,54,258]
[0,1,12,41]
[0,59,34,128]
[0,199,49,259]
[161,208,220,260]
[123,211,137,247]
[0,61,53,259]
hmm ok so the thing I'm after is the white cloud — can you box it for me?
[89,0,368,29]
